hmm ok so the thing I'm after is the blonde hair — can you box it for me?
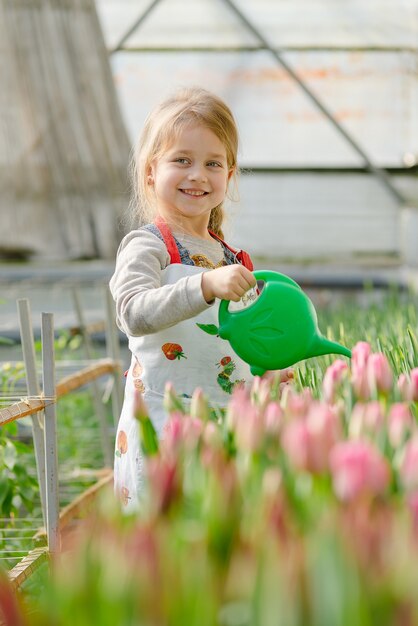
[129,86,240,238]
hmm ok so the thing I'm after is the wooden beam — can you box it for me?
[7,546,49,590]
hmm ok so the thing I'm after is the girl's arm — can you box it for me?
[109,229,214,337]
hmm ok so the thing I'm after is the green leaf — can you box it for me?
[0,480,13,517]
[3,441,17,470]
[140,417,159,457]
[407,325,418,361]
[0,477,9,507]
[196,323,219,336]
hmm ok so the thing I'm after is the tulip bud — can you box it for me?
[349,401,384,440]
[146,456,180,514]
[388,403,412,447]
[351,342,372,399]
[226,386,251,431]
[133,388,149,423]
[330,440,390,502]
[281,387,313,417]
[190,387,211,422]
[411,368,418,402]
[322,359,348,403]
[367,353,393,395]
[397,373,410,401]
[352,342,372,368]
[351,363,370,400]
[203,421,223,449]
[163,381,185,415]
[234,404,264,453]
[400,436,418,491]
[264,402,283,437]
[281,419,310,472]
[250,376,272,411]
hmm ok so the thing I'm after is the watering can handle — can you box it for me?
[219,270,302,325]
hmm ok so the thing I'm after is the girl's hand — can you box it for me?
[278,368,294,384]
[201,264,256,303]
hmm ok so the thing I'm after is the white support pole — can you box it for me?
[104,285,124,426]
[17,299,47,528]
[72,288,113,467]
[41,313,60,555]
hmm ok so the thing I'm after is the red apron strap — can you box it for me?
[237,250,254,271]
[154,217,181,264]
[154,217,253,270]
[208,230,254,271]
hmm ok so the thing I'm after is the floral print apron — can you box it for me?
[114,221,254,511]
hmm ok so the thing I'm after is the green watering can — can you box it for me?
[217,270,351,376]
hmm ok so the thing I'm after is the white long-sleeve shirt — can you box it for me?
[109,228,226,337]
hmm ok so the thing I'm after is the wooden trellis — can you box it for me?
[0,298,123,589]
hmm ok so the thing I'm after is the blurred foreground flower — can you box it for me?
[8,341,418,625]
[330,440,390,502]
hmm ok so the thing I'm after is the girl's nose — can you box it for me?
[188,165,207,182]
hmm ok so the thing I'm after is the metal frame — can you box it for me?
[109,0,407,205]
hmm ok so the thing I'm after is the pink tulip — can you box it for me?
[251,376,273,411]
[146,456,180,514]
[397,369,418,402]
[352,341,372,368]
[387,403,412,447]
[162,413,203,457]
[282,402,340,474]
[281,419,310,472]
[367,353,393,394]
[349,401,385,440]
[163,381,185,415]
[133,388,149,422]
[264,401,283,437]
[400,436,418,491]
[281,387,313,418]
[411,368,418,401]
[226,386,252,431]
[351,342,372,399]
[181,416,203,450]
[305,403,342,472]
[329,441,390,502]
[235,403,265,453]
[203,421,223,448]
[162,412,183,448]
[351,363,371,400]
[322,359,349,403]
[407,492,418,534]
[190,387,211,421]
[201,422,224,468]
[397,373,410,401]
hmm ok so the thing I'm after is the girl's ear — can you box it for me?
[227,166,235,181]
[147,163,155,186]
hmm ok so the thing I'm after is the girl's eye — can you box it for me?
[207,161,222,168]
[175,158,189,164]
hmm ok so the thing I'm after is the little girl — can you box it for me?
[110,86,258,510]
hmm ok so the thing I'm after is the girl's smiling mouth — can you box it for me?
[180,189,208,197]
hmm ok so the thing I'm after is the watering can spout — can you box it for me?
[307,334,352,360]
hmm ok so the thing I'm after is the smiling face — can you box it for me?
[148,124,233,235]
